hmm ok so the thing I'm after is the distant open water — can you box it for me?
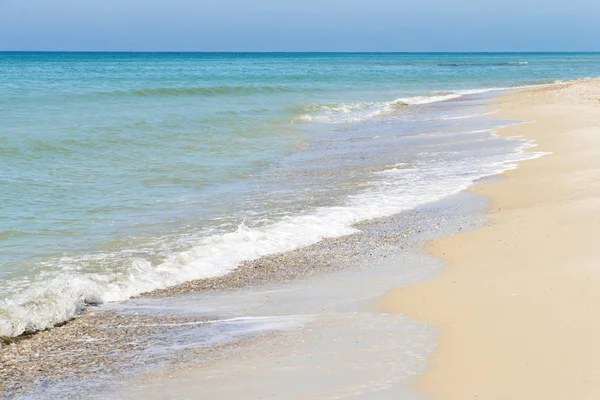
[1,52,599,339]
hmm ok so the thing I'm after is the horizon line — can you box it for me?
[2,50,600,54]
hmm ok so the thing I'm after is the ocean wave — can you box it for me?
[292,87,513,124]
[290,101,382,124]
[0,230,30,240]
[389,92,464,106]
[96,85,296,97]
[0,133,549,340]
[439,62,529,67]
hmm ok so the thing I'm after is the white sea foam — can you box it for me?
[387,87,515,107]
[440,110,499,120]
[293,86,535,125]
[0,128,549,340]
[293,101,383,124]
[389,93,461,106]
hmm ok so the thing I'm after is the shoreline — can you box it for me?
[1,190,485,397]
[0,82,541,344]
[118,190,488,399]
[0,81,569,398]
[379,78,600,398]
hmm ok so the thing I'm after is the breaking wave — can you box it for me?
[292,87,514,124]
[0,130,548,340]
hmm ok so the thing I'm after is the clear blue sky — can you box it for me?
[1,0,599,52]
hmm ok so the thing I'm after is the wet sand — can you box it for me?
[380,79,600,398]
[1,193,483,398]
[116,194,487,400]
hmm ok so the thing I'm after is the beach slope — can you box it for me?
[379,79,600,399]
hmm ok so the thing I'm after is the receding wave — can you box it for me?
[97,85,296,97]
[439,62,529,67]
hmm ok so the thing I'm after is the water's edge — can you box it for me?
[2,185,494,398]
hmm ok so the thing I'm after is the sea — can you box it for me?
[1,52,599,340]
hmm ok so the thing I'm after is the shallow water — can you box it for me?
[1,52,598,338]
[10,191,487,399]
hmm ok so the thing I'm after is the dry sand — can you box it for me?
[379,79,600,399]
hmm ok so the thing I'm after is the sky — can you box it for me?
[1,0,599,52]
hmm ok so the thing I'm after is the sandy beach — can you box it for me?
[380,79,600,398]
[4,75,600,399]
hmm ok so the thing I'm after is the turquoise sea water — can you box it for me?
[1,52,599,338]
